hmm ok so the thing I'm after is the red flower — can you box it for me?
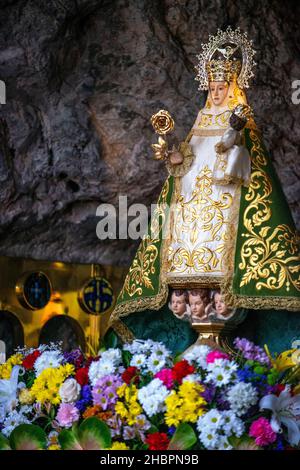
[85,356,100,367]
[273,384,285,396]
[75,367,89,386]
[22,350,41,370]
[146,432,170,450]
[171,360,195,384]
[122,366,139,384]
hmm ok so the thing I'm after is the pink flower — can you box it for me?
[206,350,229,364]
[56,403,80,428]
[249,417,277,446]
[154,369,174,389]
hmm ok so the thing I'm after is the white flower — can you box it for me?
[207,358,238,373]
[206,368,233,387]
[205,359,237,387]
[198,409,222,430]
[198,409,223,431]
[197,409,244,449]
[221,410,245,437]
[259,386,300,446]
[0,405,7,422]
[199,428,220,449]
[146,353,167,374]
[227,382,258,416]
[124,339,170,358]
[59,378,81,403]
[130,354,147,368]
[88,359,115,386]
[216,435,233,450]
[124,340,150,355]
[183,345,211,369]
[2,409,30,437]
[0,365,23,412]
[150,343,171,358]
[182,373,201,383]
[34,351,63,375]
[100,348,122,366]
[141,340,162,353]
[138,379,169,417]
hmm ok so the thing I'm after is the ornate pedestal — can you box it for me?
[191,320,237,349]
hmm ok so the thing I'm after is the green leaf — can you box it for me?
[58,429,83,450]
[10,424,47,450]
[228,434,261,450]
[78,418,111,450]
[174,352,183,363]
[122,350,132,368]
[0,433,11,450]
[58,418,111,451]
[168,423,197,450]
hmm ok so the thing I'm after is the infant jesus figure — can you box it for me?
[188,289,210,323]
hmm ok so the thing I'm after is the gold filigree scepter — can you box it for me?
[150,110,175,161]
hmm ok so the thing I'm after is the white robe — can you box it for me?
[165,108,245,284]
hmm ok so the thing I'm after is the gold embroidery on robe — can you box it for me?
[239,130,300,293]
[167,165,234,275]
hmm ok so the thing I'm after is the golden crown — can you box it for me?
[206,59,242,83]
[195,27,256,90]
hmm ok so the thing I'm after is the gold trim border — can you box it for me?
[220,129,300,312]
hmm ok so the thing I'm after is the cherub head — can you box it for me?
[170,290,189,318]
[212,290,232,318]
[188,289,210,321]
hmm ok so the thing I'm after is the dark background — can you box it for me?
[0,0,299,266]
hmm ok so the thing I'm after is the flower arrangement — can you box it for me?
[0,338,299,451]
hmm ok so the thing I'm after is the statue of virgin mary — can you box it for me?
[107,28,300,351]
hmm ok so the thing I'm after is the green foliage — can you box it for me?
[9,424,47,450]
[168,423,197,450]
[58,417,111,450]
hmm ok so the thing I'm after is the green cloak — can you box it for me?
[108,126,300,346]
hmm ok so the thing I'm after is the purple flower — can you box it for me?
[92,375,122,409]
[75,399,88,413]
[106,414,123,437]
[215,395,230,411]
[123,426,136,440]
[63,349,84,366]
[168,426,176,436]
[234,338,271,365]
[81,384,92,401]
[75,384,92,413]
[56,403,80,428]
[201,382,216,402]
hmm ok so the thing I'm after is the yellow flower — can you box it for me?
[30,364,75,405]
[0,353,23,379]
[114,402,128,419]
[19,388,34,405]
[115,384,142,425]
[48,445,61,450]
[116,383,127,398]
[109,442,129,450]
[165,381,206,427]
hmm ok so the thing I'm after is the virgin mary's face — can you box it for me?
[209,81,229,106]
